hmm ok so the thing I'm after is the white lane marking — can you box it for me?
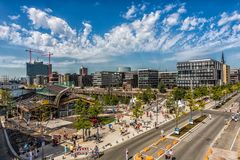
[230,124,240,151]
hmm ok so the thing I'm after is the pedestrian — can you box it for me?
[161,129,164,136]
[126,148,128,160]
[34,148,38,158]
[209,114,212,120]
[64,145,68,156]
[94,145,99,158]
[28,150,33,160]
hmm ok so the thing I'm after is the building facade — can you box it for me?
[177,59,223,88]
[159,71,177,89]
[123,71,138,90]
[138,69,158,88]
[26,61,51,85]
[222,64,230,85]
[80,66,88,76]
[79,75,93,87]
[230,69,240,84]
[93,71,123,87]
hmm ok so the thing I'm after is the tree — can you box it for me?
[0,89,12,118]
[132,100,144,123]
[158,81,167,93]
[74,99,92,141]
[197,100,206,116]
[74,116,92,141]
[185,90,197,123]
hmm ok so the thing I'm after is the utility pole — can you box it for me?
[156,94,159,128]
[190,79,193,124]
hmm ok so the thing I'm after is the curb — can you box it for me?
[0,119,24,160]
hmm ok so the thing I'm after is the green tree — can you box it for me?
[74,116,92,141]
[158,81,167,93]
[197,100,206,116]
[172,87,186,101]
[0,89,12,118]
[132,100,144,123]
[74,99,92,141]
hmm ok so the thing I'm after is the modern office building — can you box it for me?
[177,59,223,88]
[80,66,88,76]
[79,75,93,87]
[230,69,240,84]
[26,61,51,85]
[138,69,159,88]
[159,71,177,89]
[117,67,131,72]
[123,71,138,90]
[93,71,123,87]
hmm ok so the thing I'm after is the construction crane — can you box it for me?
[25,48,54,81]
[41,52,54,77]
[25,48,44,63]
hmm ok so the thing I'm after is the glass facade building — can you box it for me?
[177,59,223,88]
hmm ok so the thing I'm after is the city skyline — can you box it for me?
[1,0,240,77]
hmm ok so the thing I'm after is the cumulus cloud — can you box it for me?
[8,14,20,20]
[180,17,207,31]
[163,13,179,26]
[123,5,137,20]
[218,11,240,26]
[22,6,76,38]
[1,4,240,65]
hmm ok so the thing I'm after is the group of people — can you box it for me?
[19,145,39,160]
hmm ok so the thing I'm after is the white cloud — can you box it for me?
[178,6,186,14]
[1,6,240,66]
[23,6,76,38]
[140,4,146,11]
[8,15,20,20]
[123,5,137,20]
[232,24,240,32]
[180,17,207,31]
[163,4,176,12]
[163,13,179,26]
[218,11,240,26]
[44,8,52,13]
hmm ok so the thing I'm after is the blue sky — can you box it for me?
[1,0,240,78]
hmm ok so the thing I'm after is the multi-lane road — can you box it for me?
[99,100,236,160]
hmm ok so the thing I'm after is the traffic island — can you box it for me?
[171,115,207,138]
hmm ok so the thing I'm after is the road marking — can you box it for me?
[230,124,240,151]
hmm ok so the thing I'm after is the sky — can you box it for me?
[1,0,240,78]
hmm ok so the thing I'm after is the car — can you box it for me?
[232,114,239,122]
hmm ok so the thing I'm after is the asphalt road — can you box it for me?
[99,111,201,160]
[0,123,13,160]
[169,115,225,160]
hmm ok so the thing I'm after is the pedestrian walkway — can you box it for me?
[0,122,13,160]
[50,110,171,160]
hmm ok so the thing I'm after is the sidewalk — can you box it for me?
[43,110,171,160]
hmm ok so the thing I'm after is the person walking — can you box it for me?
[126,148,128,160]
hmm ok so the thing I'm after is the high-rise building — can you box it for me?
[230,69,240,84]
[138,69,158,88]
[80,66,88,76]
[26,61,51,85]
[93,71,123,88]
[159,71,177,89]
[177,59,223,88]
